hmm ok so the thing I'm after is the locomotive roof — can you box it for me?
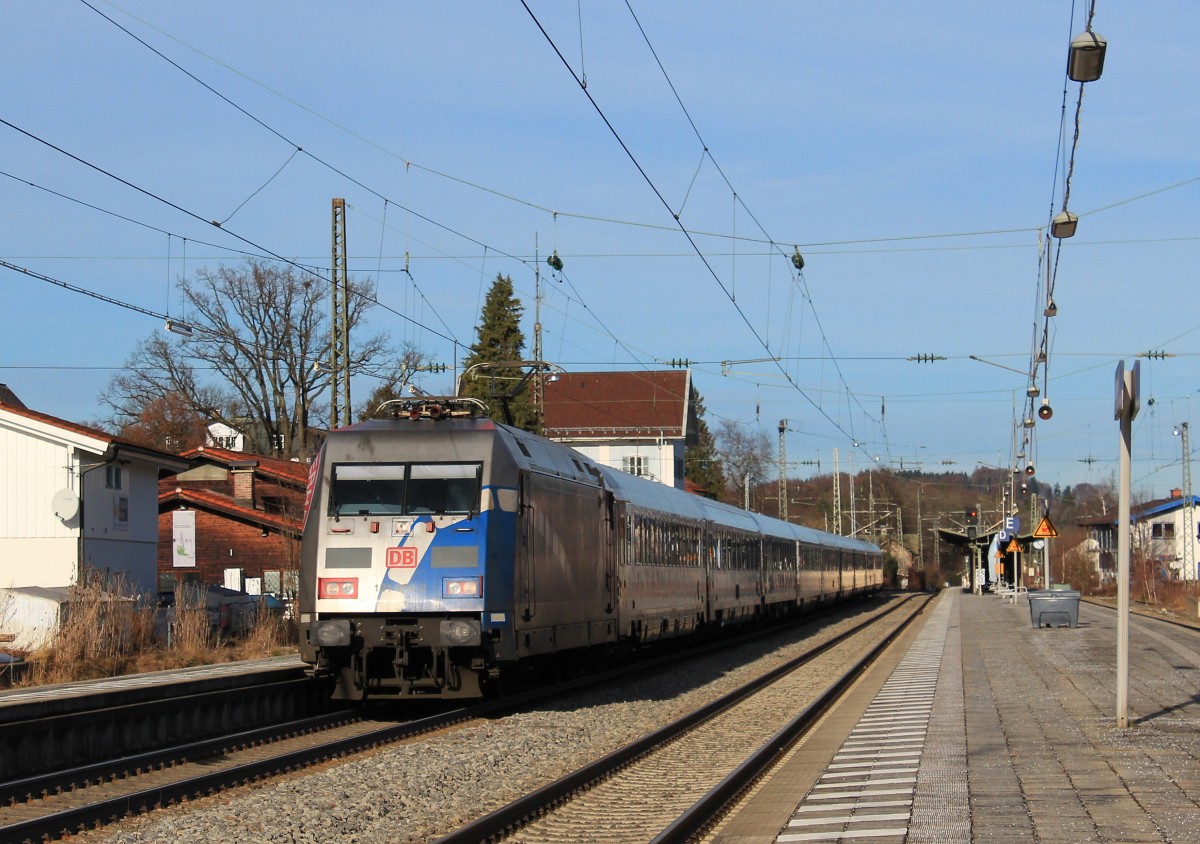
[332,415,877,554]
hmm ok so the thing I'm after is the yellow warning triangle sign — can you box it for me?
[1033,515,1059,538]
[1005,538,1020,554]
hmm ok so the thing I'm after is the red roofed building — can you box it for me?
[157,446,309,601]
[541,370,696,489]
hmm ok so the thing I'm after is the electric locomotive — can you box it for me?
[298,397,881,701]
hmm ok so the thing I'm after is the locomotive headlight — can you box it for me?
[443,577,482,598]
[313,619,351,647]
[318,578,358,600]
[439,619,481,647]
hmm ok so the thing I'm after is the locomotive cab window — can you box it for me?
[328,462,481,516]
[406,463,481,515]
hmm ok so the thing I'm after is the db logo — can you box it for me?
[386,546,419,568]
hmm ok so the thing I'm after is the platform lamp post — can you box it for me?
[1115,360,1140,729]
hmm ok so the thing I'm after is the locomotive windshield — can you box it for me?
[329,462,481,516]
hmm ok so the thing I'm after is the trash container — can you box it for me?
[1028,589,1081,628]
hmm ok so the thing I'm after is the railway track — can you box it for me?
[0,702,490,844]
[0,595,909,843]
[434,592,932,844]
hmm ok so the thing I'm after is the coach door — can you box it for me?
[602,490,617,614]
[517,471,608,632]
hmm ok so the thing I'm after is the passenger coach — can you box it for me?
[298,398,881,701]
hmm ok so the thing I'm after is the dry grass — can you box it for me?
[21,571,297,687]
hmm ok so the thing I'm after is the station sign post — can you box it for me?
[1114,360,1140,729]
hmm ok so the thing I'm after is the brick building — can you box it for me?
[157,447,309,601]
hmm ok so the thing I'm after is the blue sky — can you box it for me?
[2,2,1197,498]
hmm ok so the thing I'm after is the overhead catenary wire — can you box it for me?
[520,0,882,463]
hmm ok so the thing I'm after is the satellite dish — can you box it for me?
[52,489,80,521]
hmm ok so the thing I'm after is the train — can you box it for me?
[298,397,882,701]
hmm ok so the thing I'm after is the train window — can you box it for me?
[407,464,482,515]
[328,463,481,516]
[329,463,407,515]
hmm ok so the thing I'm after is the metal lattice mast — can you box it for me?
[848,452,857,537]
[1180,422,1195,580]
[330,198,351,429]
[778,420,788,521]
[532,240,543,421]
[833,448,842,535]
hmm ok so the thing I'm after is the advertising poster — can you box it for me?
[172,509,196,568]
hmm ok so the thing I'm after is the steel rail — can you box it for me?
[0,596,894,843]
[0,703,481,844]
[0,708,357,807]
[653,593,933,843]
[432,593,928,844]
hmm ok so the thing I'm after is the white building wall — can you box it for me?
[0,539,77,590]
[81,456,164,595]
[567,440,684,489]
[206,423,245,451]
[0,424,80,540]
[1150,504,1200,581]
[0,589,63,650]
[0,420,90,589]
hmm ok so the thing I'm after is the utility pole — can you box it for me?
[833,448,842,535]
[329,198,351,430]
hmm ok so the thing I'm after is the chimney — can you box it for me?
[231,461,257,507]
[1170,488,1183,499]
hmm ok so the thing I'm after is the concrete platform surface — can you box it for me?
[709,588,1200,843]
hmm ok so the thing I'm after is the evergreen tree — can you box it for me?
[685,385,726,498]
[459,274,537,431]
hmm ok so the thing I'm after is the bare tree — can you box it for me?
[714,419,773,507]
[102,259,399,458]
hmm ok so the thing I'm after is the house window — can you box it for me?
[263,570,282,594]
[112,495,128,529]
[623,456,647,477]
[215,435,239,450]
[1151,522,1175,540]
[105,465,123,490]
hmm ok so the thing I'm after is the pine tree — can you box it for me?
[685,385,726,498]
[459,274,537,431]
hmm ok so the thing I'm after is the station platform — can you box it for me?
[710,587,1200,843]
[0,654,304,719]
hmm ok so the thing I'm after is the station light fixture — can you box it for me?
[165,320,194,337]
[1068,30,1107,82]
[1051,211,1078,238]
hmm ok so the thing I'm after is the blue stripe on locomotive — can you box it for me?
[373,485,517,614]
